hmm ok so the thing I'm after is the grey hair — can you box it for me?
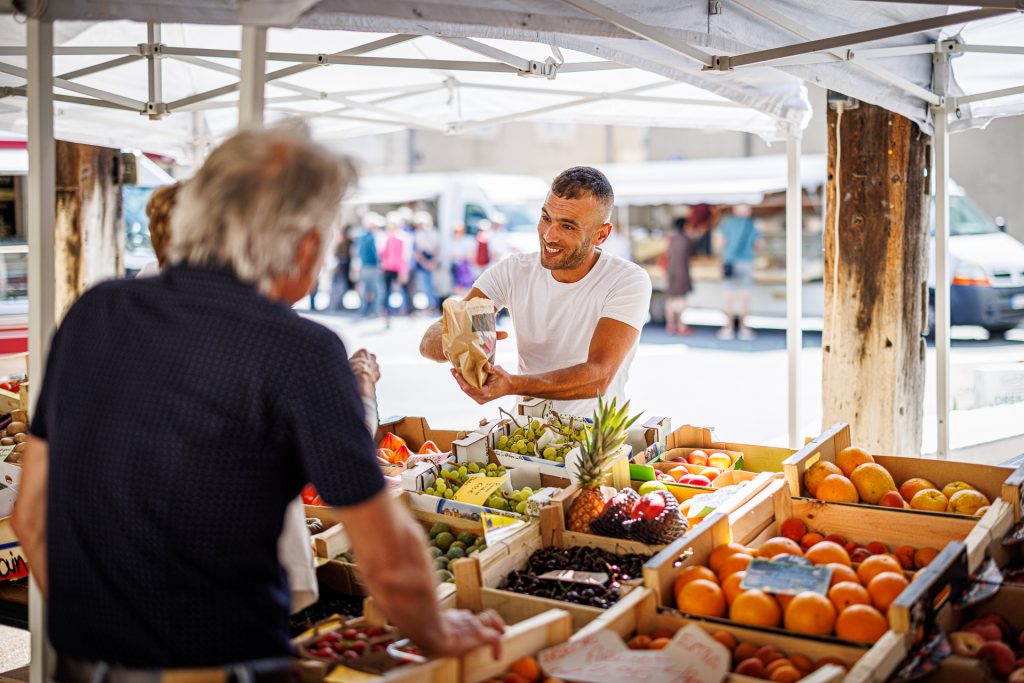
[167,123,357,293]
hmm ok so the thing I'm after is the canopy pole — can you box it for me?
[145,22,163,119]
[934,52,952,459]
[786,135,803,449]
[27,17,56,683]
[239,26,266,128]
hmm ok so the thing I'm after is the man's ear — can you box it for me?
[296,230,323,274]
[593,222,613,246]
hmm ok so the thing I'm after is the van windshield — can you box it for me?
[496,202,542,233]
[931,194,999,236]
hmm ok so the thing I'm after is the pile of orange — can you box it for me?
[673,521,931,642]
[478,656,562,683]
[803,446,990,516]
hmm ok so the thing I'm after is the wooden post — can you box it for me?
[54,140,124,318]
[822,95,929,456]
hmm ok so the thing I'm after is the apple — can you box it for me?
[699,467,721,481]
[687,450,709,466]
[780,519,808,543]
[977,641,1015,678]
[638,480,668,495]
[678,474,712,487]
[632,493,668,521]
[879,491,907,508]
[708,452,732,469]
[964,622,1003,642]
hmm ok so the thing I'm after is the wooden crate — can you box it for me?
[452,521,653,633]
[461,609,573,683]
[783,423,1024,522]
[634,423,798,474]
[643,478,971,645]
[573,587,877,683]
[376,415,466,452]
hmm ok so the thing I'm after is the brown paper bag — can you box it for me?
[441,298,497,389]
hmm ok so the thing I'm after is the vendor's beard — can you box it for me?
[541,234,594,271]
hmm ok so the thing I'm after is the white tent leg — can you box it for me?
[239,26,266,128]
[786,135,802,449]
[934,107,951,459]
[27,17,56,683]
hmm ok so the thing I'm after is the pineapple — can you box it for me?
[566,396,641,533]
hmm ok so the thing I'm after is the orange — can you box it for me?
[649,638,671,650]
[909,489,949,512]
[805,541,851,567]
[828,563,861,586]
[711,630,737,652]
[940,481,976,500]
[857,554,903,585]
[722,571,747,604]
[718,553,753,580]
[677,578,726,618]
[784,592,837,636]
[776,593,794,612]
[835,447,874,476]
[899,477,937,502]
[867,571,909,612]
[815,474,859,504]
[835,604,888,643]
[509,657,541,683]
[757,537,804,559]
[828,581,871,612]
[674,566,719,597]
[730,590,782,628]
[709,543,750,574]
[769,666,801,683]
[804,461,843,496]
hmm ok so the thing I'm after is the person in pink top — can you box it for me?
[380,211,411,321]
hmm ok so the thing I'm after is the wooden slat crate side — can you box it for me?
[571,586,657,641]
[663,424,798,474]
[479,587,603,632]
[642,512,731,607]
[887,541,968,637]
[462,609,573,683]
[381,657,460,683]
[842,631,911,683]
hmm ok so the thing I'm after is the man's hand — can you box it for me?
[428,609,506,659]
[349,348,380,383]
[451,362,517,404]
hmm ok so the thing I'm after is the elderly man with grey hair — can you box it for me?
[12,124,503,679]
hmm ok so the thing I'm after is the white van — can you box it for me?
[344,172,548,297]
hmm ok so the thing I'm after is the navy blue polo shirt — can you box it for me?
[31,265,385,667]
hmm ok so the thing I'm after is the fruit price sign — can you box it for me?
[539,625,729,683]
[452,475,508,506]
[741,557,832,596]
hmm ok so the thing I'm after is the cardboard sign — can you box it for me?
[452,475,507,506]
[686,486,742,518]
[741,557,832,596]
[0,444,14,463]
[538,625,729,683]
[537,569,608,586]
[482,513,527,545]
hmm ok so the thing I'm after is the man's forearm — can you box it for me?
[511,362,611,401]
[355,511,446,653]
[419,319,446,362]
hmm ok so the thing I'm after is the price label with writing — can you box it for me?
[0,444,14,463]
[451,475,507,506]
[741,557,832,596]
[537,569,608,586]
[481,513,527,544]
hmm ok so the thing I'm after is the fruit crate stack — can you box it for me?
[632,423,799,474]
[642,476,977,683]
[783,423,1022,572]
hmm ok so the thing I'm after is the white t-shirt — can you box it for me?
[475,251,652,417]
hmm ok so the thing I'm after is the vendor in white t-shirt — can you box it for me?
[420,166,652,416]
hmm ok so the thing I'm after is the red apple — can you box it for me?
[964,623,1004,642]
[632,493,668,521]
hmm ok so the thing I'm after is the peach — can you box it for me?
[668,466,689,482]
[801,532,825,550]
[964,623,1003,642]
[851,548,873,564]
[735,658,765,678]
[756,646,785,665]
[914,547,939,568]
[708,453,732,469]
[879,491,907,508]
[950,631,985,657]
[866,541,889,556]
[825,534,848,547]
[687,450,709,466]
[976,641,1015,679]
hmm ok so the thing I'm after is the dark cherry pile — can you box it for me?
[501,546,650,609]
[289,587,366,637]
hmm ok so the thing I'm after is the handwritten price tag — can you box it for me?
[538,626,729,683]
[452,475,507,506]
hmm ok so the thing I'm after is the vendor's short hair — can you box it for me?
[168,122,356,293]
[551,166,614,221]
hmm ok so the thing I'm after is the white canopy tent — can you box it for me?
[7,1,1024,675]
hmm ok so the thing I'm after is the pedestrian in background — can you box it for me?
[357,213,385,317]
[380,211,412,320]
[716,204,762,340]
[412,210,440,312]
[664,216,696,336]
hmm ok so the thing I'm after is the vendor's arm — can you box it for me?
[452,316,638,403]
[338,491,504,658]
[11,436,48,596]
[419,287,507,361]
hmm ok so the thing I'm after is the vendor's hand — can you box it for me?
[349,349,380,383]
[451,363,516,404]
[426,609,505,659]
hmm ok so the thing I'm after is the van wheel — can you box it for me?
[985,324,1017,337]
